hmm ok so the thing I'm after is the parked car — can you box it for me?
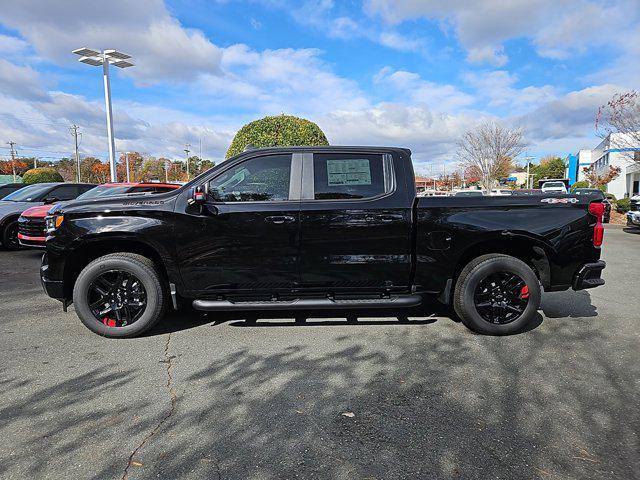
[41,146,607,338]
[490,189,513,196]
[0,183,95,249]
[512,189,542,196]
[18,182,181,248]
[541,181,568,194]
[0,183,24,200]
[454,190,484,197]
[627,194,640,229]
[572,188,611,223]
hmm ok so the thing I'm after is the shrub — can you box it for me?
[616,197,630,213]
[570,181,589,192]
[22,167,63,184]
[226,115,329,159]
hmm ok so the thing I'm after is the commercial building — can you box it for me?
[565,150,592,185]
[566,133,640,198]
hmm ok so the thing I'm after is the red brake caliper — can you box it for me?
[102,318,116,327]
[519,285,530,299]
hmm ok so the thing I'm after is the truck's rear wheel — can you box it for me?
[454,254,541,335]
[72,253,167,338]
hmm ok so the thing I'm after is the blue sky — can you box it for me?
[0,0,638,173]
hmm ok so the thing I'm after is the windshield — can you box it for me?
[1,183,52,202]
[574,189,604,198]
[76,185,132,200]
[543,182,565,188]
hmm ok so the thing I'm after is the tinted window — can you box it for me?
[208,154,291,202]
[78,184,96,194]
[2,183,55,202]
[48,185,79,200]
[313,153,387,200]
[130,186,156,193]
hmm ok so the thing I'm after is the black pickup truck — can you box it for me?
[41,146,606,338]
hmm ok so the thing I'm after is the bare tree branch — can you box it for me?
[456,120,525,191]
[596,91,640,163]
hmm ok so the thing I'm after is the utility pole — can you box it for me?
[184,143,191,180]
[70,125,81,182]
[7,141,17,182]
[125,152,131,182]
[524,154,533,189]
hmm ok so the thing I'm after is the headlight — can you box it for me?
[45,214,64,233]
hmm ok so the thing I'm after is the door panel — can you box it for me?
[174,153,301,295]
[299,152,413,292]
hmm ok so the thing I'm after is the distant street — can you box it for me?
[0,225,638,480]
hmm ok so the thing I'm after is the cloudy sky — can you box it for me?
[0,0,638,172]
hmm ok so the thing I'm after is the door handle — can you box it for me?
[265,215,295,224]
[374,214,404,222]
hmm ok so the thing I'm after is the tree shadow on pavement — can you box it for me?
[131,322,638,480]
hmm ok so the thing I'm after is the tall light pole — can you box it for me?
[72,47,134,182]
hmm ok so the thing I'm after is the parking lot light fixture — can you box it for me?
[72,47,135,182]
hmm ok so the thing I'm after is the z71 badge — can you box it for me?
[541,197,579,204]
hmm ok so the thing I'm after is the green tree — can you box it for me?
[530,156,566,186]
[570,181,590,192]
[22,167,63,184]
[226,115,329,159]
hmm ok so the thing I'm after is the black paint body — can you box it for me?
[41,147,603,305]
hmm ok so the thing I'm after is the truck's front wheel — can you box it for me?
[72,253,167,338]
[454,254,541,335]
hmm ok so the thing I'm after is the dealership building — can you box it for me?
[566,133,640,198]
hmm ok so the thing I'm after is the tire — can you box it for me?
[453,254,541,335]
[72,253,167,338]
[1,220,21,250]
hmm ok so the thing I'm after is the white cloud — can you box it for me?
[378,32,423,52]
[515,84,620,140]
[364,0,637,66]
[0,59,49,102]
[375,67,475,111]
[0,0,222,84]
[465,70,557,112]
[200,44,370,115]
[321,102,480,163]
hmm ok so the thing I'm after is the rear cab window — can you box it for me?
[312,153,393,200]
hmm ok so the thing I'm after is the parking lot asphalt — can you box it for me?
[0,225,638,480]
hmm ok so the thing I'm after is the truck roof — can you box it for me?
[237,145,412,156]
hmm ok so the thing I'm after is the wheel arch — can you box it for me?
[62,236,172,299]
[446,233,553,303]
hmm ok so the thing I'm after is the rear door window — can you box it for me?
[48,185,80,200]
[312,153,390,200]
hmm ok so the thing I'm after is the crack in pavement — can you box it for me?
[122,333,177,480]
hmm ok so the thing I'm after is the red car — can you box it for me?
[18,182,181,248]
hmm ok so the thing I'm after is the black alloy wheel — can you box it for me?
[453,253,541,335]
[473,271,530,325]
[88,270,147,327]
[2,221,20,250]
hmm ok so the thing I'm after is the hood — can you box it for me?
[0,201,44,220]
[21,204,52,218]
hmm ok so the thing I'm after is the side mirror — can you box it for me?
[43,197,59,205]
[189,186,207,205]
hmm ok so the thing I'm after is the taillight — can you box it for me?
[589,201,605,247]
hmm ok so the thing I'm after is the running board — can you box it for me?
[192,295,422,311]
